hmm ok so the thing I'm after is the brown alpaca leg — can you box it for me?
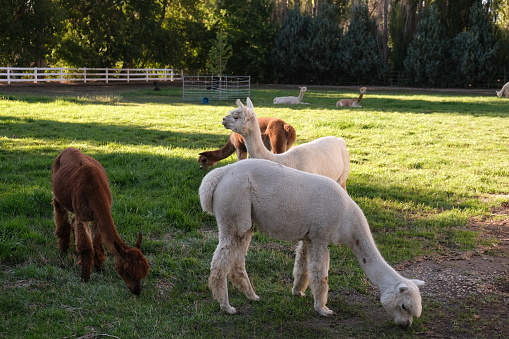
[292,240,310,296]
[92,227,106,271]
[228,230,259,301]
[74,219,94,282]
[52,198,72,253]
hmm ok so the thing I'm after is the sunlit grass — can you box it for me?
[1,86,508,338]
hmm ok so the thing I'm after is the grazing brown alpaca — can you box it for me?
[336,87,367,107]
[52,147,150,295]
[197,117,296,169]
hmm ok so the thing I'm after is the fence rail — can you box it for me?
[0,67,181,84]
[182,75,251,102]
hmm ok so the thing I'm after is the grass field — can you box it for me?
[1,84,508,338]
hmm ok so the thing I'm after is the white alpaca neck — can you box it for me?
[242,114,278,161]
[339,208,405,292]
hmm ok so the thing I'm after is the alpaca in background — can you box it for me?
[52,147,150,295]
[496,82,509,98]
[336,87,367,107]
[273,86,309,104]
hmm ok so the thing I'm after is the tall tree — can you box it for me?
[338,5,386,84]
[404,3,451,87]
[215,0,277,82]
[451,0,499,86]
[0,0,64,67]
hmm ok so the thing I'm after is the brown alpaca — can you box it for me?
[198,117,296,169]
[336,87,367,107]
[52,147,150,295]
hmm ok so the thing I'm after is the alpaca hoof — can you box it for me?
[221,305,237,314]
[292,288,305,297]
[316,306,335,317]
[249,294,260,301]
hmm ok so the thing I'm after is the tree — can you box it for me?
[272,8,313,84]
[0,0,64,67]
[451,0,499,86]
[337,5,386,85]
[216,0,277,82]
[206,29,232,75]
[404,3,451,87]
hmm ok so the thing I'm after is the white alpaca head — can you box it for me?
[299,87,307,93]
[496,90,502,98]
[380,279,424,328]
[222,98,256,135]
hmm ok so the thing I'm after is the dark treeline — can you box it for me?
[1,0,508,87]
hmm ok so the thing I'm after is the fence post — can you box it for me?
[34,67,37,83]
[127,69,130,83]
[7,67,11,85]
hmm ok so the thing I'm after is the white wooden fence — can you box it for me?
[0,67,181,84]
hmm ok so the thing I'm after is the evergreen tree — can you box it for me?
[304,3,343,84]
[451,1,499,86]
[337,5,386,85]
[404,3,451,87]
[272,8,313,84]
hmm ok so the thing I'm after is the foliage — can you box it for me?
[0,0,64,67]
[206,29,232,75]
[272,8,313,84]
[404,3,451,87]
[215,0,277,82]
[451,0,499,86]
[337,5,387,85]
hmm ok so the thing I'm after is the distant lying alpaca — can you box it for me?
[336,87,367,107]
[496,82,509,98]
[273,86,309,104]
[198,117,296,169]
[200,159,424,327]
[222,98,350,189]
[52,147,150,295]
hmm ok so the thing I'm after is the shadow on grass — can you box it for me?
[0,115,229,150]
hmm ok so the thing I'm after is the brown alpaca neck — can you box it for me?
[357,93,364,103]
[95,212,130,258]
[207,138,236,160]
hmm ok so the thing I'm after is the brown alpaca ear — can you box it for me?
[135,232,143,249]
[114,241,126,259]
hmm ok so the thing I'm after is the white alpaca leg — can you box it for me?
[209,237,237,314]
[308,242,335,316]
[292,240,310,296]
[229,231,260,301]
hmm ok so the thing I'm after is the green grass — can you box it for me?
[1,86,508,338]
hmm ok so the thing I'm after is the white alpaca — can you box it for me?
[273,86,309,104]
[200,159,424,327]
[222,98,350,190]
[496,82,509,98]
[336,87,367,107]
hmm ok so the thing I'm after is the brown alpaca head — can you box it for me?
[359,87,367,94]
[197,152,218,169]
[114,233,150,295]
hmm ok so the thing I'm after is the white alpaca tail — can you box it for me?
[199,165,230,215]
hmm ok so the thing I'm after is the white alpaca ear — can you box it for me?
[412,279,425,287]
[398,283,409,293]
[246,97,254,108]
[236,99,243,108]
